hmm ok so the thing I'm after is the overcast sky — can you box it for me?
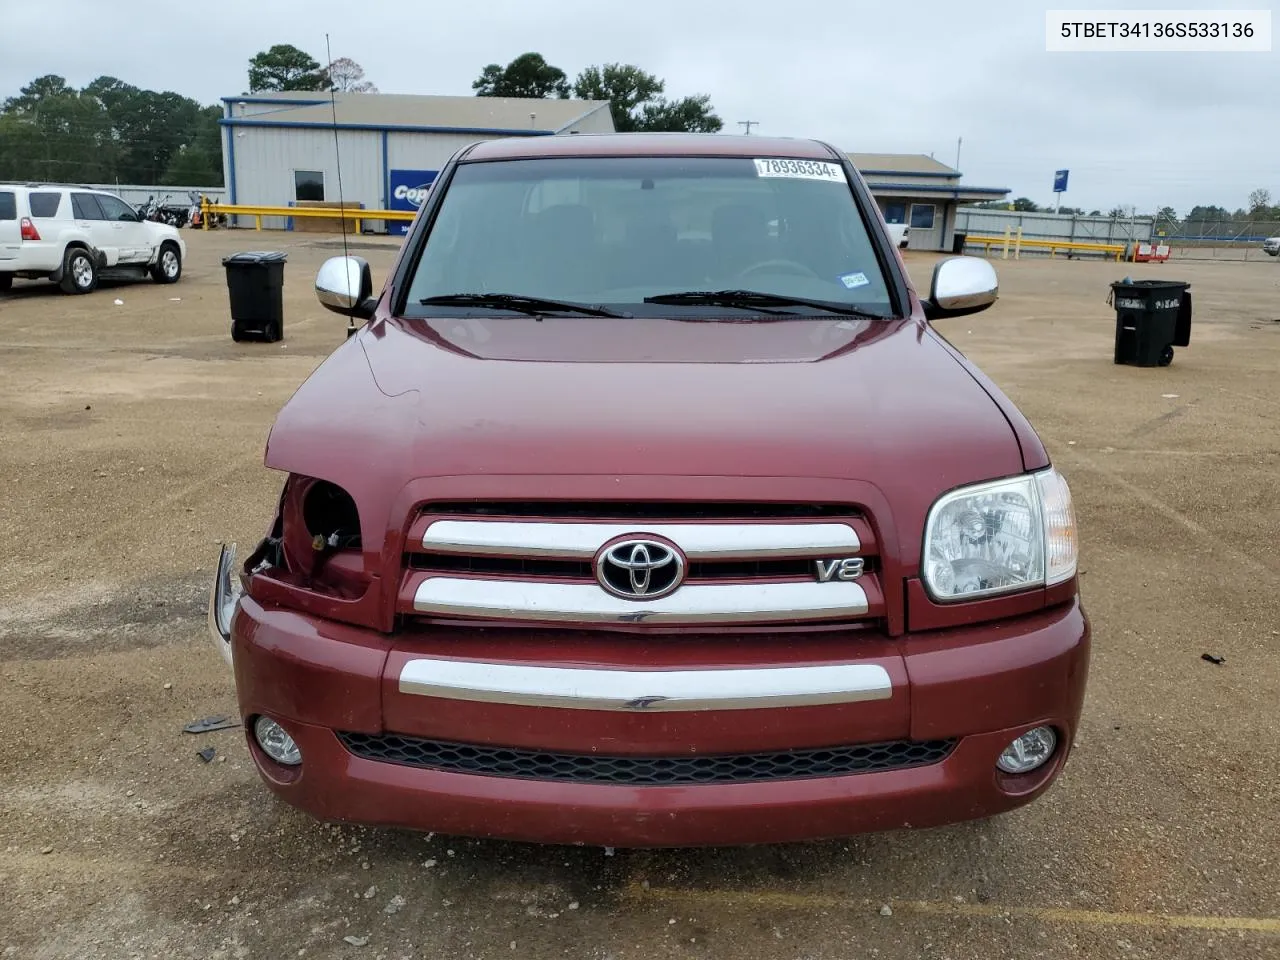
[3,0,1276,213]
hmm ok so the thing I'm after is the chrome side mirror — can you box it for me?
[923,256,998,320]
[315,256,376,319]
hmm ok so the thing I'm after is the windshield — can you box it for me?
[404,156,896,317]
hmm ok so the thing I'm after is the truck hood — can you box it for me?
[264,314,1025,562]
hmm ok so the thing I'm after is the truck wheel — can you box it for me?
[151,242,182,284]
[0,273,12,292]
[1158,344,1174,367]
[59,248,97,295]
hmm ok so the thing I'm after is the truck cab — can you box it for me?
[210,134,1088,847]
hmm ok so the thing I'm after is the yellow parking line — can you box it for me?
[625,883,1280,934]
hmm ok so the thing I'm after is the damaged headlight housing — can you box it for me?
[922,468,1077,602]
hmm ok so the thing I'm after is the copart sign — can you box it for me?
[388,168,438,235]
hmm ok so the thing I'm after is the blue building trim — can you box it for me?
[226,123,237,206]
[868,183,1010,197]
[218,117,555,137]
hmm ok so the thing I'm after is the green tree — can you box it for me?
[248,44,328,92]
[473,53,569,99]
[0,73,224,186]
[572,63,722,132]
[1088,209,1102,216]
[572,63,663,131]
[162,145,219,186]
[1247,188,1271,217]
[1155,205,1178,224]
[1010,197,1039,212]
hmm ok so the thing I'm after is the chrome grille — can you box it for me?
[401,502,878,627]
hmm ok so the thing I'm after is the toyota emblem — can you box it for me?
[594,537,685,600]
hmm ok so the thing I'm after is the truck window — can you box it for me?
[405,156,894,316]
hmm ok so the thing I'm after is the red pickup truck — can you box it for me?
[209,134,1088,847]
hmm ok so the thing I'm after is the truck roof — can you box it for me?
[463,133,839,162]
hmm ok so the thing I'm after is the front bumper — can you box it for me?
[210,552,1090,847]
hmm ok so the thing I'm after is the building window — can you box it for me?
[882,202,907,225]
[910,204,936,229]
[294,170,325,202]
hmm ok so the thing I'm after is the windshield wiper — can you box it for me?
[418,293,630,318]
[644,290,889,319]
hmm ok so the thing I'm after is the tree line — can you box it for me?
[0,44,723,187]
[976,188,1280,225]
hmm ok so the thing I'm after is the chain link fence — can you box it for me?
[1154,219,1280,261]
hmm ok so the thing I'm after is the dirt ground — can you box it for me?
[2,231,1278,960]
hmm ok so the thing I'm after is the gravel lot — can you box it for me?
[1,232,1278,960]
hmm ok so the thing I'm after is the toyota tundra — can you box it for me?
[209,134,1088,847]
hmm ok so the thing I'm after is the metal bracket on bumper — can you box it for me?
[208,543,240,668]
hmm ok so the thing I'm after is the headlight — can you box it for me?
[922,467,1077,602]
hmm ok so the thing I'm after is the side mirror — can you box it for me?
[315,256,376,320]
[923,256,998,321]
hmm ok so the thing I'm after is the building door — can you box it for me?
[908,203,942,250]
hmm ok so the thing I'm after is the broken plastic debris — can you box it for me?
[342,936,369,947]
[113,298,124,305]
[169,297,182,302]
[196,747,216,763]
[1162,393,1179,399]
[183,716,240,734]
[1201,653,1225,665]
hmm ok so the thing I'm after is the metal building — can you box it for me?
[219,91,615,230]
[849,153,1009,251]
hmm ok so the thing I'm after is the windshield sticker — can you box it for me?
[753,158,846,182]
[839,272,869,289]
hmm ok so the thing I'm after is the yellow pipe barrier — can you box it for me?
[963,234,1126,262]
[200,198,416,230]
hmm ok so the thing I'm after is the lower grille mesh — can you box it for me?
[338,733,955,785]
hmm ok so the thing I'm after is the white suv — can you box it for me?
[0,184,186,294]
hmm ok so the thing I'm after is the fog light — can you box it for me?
[996,726,1057,774]
[254,716,302,766]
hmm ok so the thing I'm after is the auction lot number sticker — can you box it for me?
[754,158,846,182]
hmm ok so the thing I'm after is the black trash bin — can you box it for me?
[222,251,287,343]
[1109,279,1191,367]
[952,231,967,254]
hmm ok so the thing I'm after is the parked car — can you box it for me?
[209,134,1088,847]
[0,184,186,293]
[1263,236,1280,256]
[885,222,910,248]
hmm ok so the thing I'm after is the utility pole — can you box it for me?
[955,137,962,170]
[737,120,758,135]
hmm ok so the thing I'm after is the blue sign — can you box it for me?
[1053,169,1069,193]
[388,168,438,235]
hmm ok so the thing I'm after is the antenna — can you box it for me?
[325,33,355,337]
[738,120,758,135]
